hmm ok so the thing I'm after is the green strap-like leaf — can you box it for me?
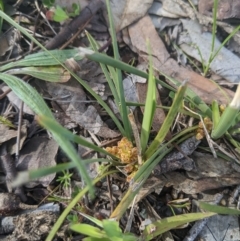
[142,212,215,240]
[199,201,240,215]
[144,81,187,159]
[0,73,54,118]
[0,49,83,71]
[211,105,239,139]
[140,42,156,153]
[6,66,70,82]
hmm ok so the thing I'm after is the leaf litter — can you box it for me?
[0,0,240,240]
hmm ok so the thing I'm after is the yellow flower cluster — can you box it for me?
[196,117,213,140]
[106,137,138,178]
[106,137,138,164]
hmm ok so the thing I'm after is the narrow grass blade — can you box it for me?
[6,66,70,82]
[212,100,220,129]
[37,115,94,197]
[144,81,187,159]
[12,158,111,186]
[77,48,149,79]
[211,106,239,139]
[211,24,240,61]
[211,83,240,140]
[199,201,240,215]
[106,0,131,139]
[71,224,105,238]
[36,115,117,159]
[108,65,120,100]
[0,115,15,128]
[102,220,126,239]
[0,49,83,71]
[75,211,104,228]
[46,170,118,241]
[142,212,215,241]
[0,0,4,33]
[0,73,54,118]
[12,163,77,187]
[223,132,240,153]
[140,44,156,153]
[86,32,120,105]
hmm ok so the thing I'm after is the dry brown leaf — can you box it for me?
[134,172,187,204]
[128,15,234,104]
[199,215,240,241]
[105,0,154,31]
[46,80,120,138]
[0,124,18,144]
[0,124,27,154]
[1,86,34,115]
[187,153,239,179]
[178,175,240,194]
[17,136,58,188]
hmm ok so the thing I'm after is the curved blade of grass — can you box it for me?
[106,0,131,139]
[0,73,54,117]
[0,115,16,128]
[5,66,70,82]
[37,116,94,197]
[75,211,104,228]
[70,71,126,137]
[211,105,239,139]
[46,169,118,241]
[211,24,240,62]
[203,0,218,76]
[0,0,3,33]
[212,84,240,139]
[202,0,240,75]
[223,131,240,152]
[71,224,105,239]
[199,201,240,215]
[140,43,156,153]
[36,115,118,160]
[142,212,215,241]
[0,49,83,71]
[86,32,120,105]
[211,106,239,139]
[212,100,220,129]
[103,220,128,240]
[12,158,113,187]
[144,81,187,159]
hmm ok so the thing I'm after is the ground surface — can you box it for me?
[0,0,240,240]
